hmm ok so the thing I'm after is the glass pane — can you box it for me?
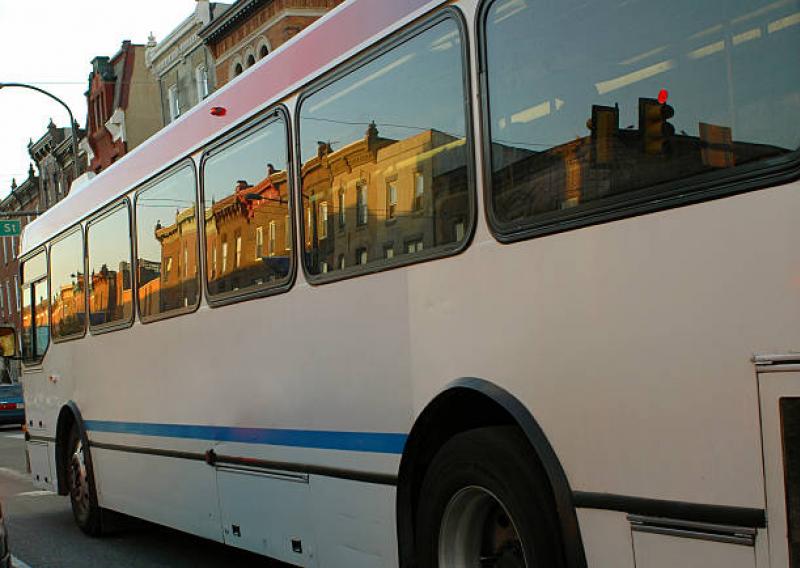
[202,119,291,297]
[88,204,133,328]
[34,281,49,358]
[22,250,46,284]
[21,286,32,360]
[299,18,471,276]
[50,230,86,340]
[136,166,199,319]
[484,0,800,229]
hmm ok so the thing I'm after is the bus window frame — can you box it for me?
[19,246,49,366]
[476,0,800,245]
[294,6,477,286]
[198,105,297,308]
[133,159,202,325]
[85,198,135,335]
[48,224,87,344]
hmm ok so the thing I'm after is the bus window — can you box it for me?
[50,228,86,341]
[298,15,473,280]
[135,166,199,321]
[482,0,800,237]
[87,202,133,329]
[202,116,291,299]
[20,249,48,362]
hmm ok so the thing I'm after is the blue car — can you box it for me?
[0,382,24,426]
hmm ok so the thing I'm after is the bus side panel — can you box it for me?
[92,449,222,543]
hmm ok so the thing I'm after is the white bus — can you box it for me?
[13,0,800,566]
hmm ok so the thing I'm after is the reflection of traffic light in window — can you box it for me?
[589,104,619,165]
[639,97,675,155]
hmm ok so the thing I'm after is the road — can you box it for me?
[0,427,290,567]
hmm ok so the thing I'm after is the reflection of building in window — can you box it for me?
[454,220,465,242]
[338,189,346,228]
[284,215,291,250]
[222,238,228,273]
[386,181,397,219]
[414,173,424,211]
[234,232,242,269]
[406,239,424,254]
[255,226,264,259]
[321,260,328,273]
[356,247,368,265]
[357,183,368,225]
[268,221,277,256]
[301,123,469,276]
[319,201,328,238]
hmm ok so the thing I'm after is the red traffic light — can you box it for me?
[657,89,669,104]
[210,106,227,117]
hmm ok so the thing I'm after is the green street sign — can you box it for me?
[0,220,20,237]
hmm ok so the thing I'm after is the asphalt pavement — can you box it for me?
[0,427,290,567]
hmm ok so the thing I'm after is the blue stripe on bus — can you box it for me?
[83,420,408,454]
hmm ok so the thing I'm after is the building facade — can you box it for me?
[82,41,162,173]
[145,1,230,126]
[0,167,40,334]
[199,0,343,88]
[28,120,87,211]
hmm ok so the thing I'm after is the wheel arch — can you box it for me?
[54,401,93,498]
[396,377,587,568]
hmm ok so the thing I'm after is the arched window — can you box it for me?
[235,63,243,76]
[259,44,269,58]
[246,54,255,67]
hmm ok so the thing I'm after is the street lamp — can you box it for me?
[0,82,81,179]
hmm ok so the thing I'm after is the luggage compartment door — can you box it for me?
[756,355,800,567]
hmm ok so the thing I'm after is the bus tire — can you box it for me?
[415,426,564,568]
[67,423,103,536]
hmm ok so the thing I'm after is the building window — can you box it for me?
[196,65,209,100]
[268,221,277,257]
[2,239,6,265]
[255,226,264,259]
[356,247,368,265]
[384,244,394,259]
[234,63,243,76]
[386,180,397,220]
[168,85,180,121]
[6,282,11,316]
[338,188,346,228]
[338,254,345,270]
[319,201,328,239]
[284,215,292,251]
[259,43,269,58]
[414,172,425,211]
[247,54,256,67]
[13,275,19,312]
[357,183,368,226]
[221,238,228,273]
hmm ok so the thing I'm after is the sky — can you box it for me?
[0,0,199,199]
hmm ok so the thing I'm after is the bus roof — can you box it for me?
[21,0,442,257]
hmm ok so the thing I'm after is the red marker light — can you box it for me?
[210,106,227,117]
[657,89,669,105]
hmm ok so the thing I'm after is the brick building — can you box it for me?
[0,166,40,333]
[145,1,231,126]
[199,0,343,87]
[81,41,162,173]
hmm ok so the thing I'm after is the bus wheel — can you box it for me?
[67,424,102,536]
[415,427,564,568]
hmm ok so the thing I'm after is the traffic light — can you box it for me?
[639,97,675,155]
